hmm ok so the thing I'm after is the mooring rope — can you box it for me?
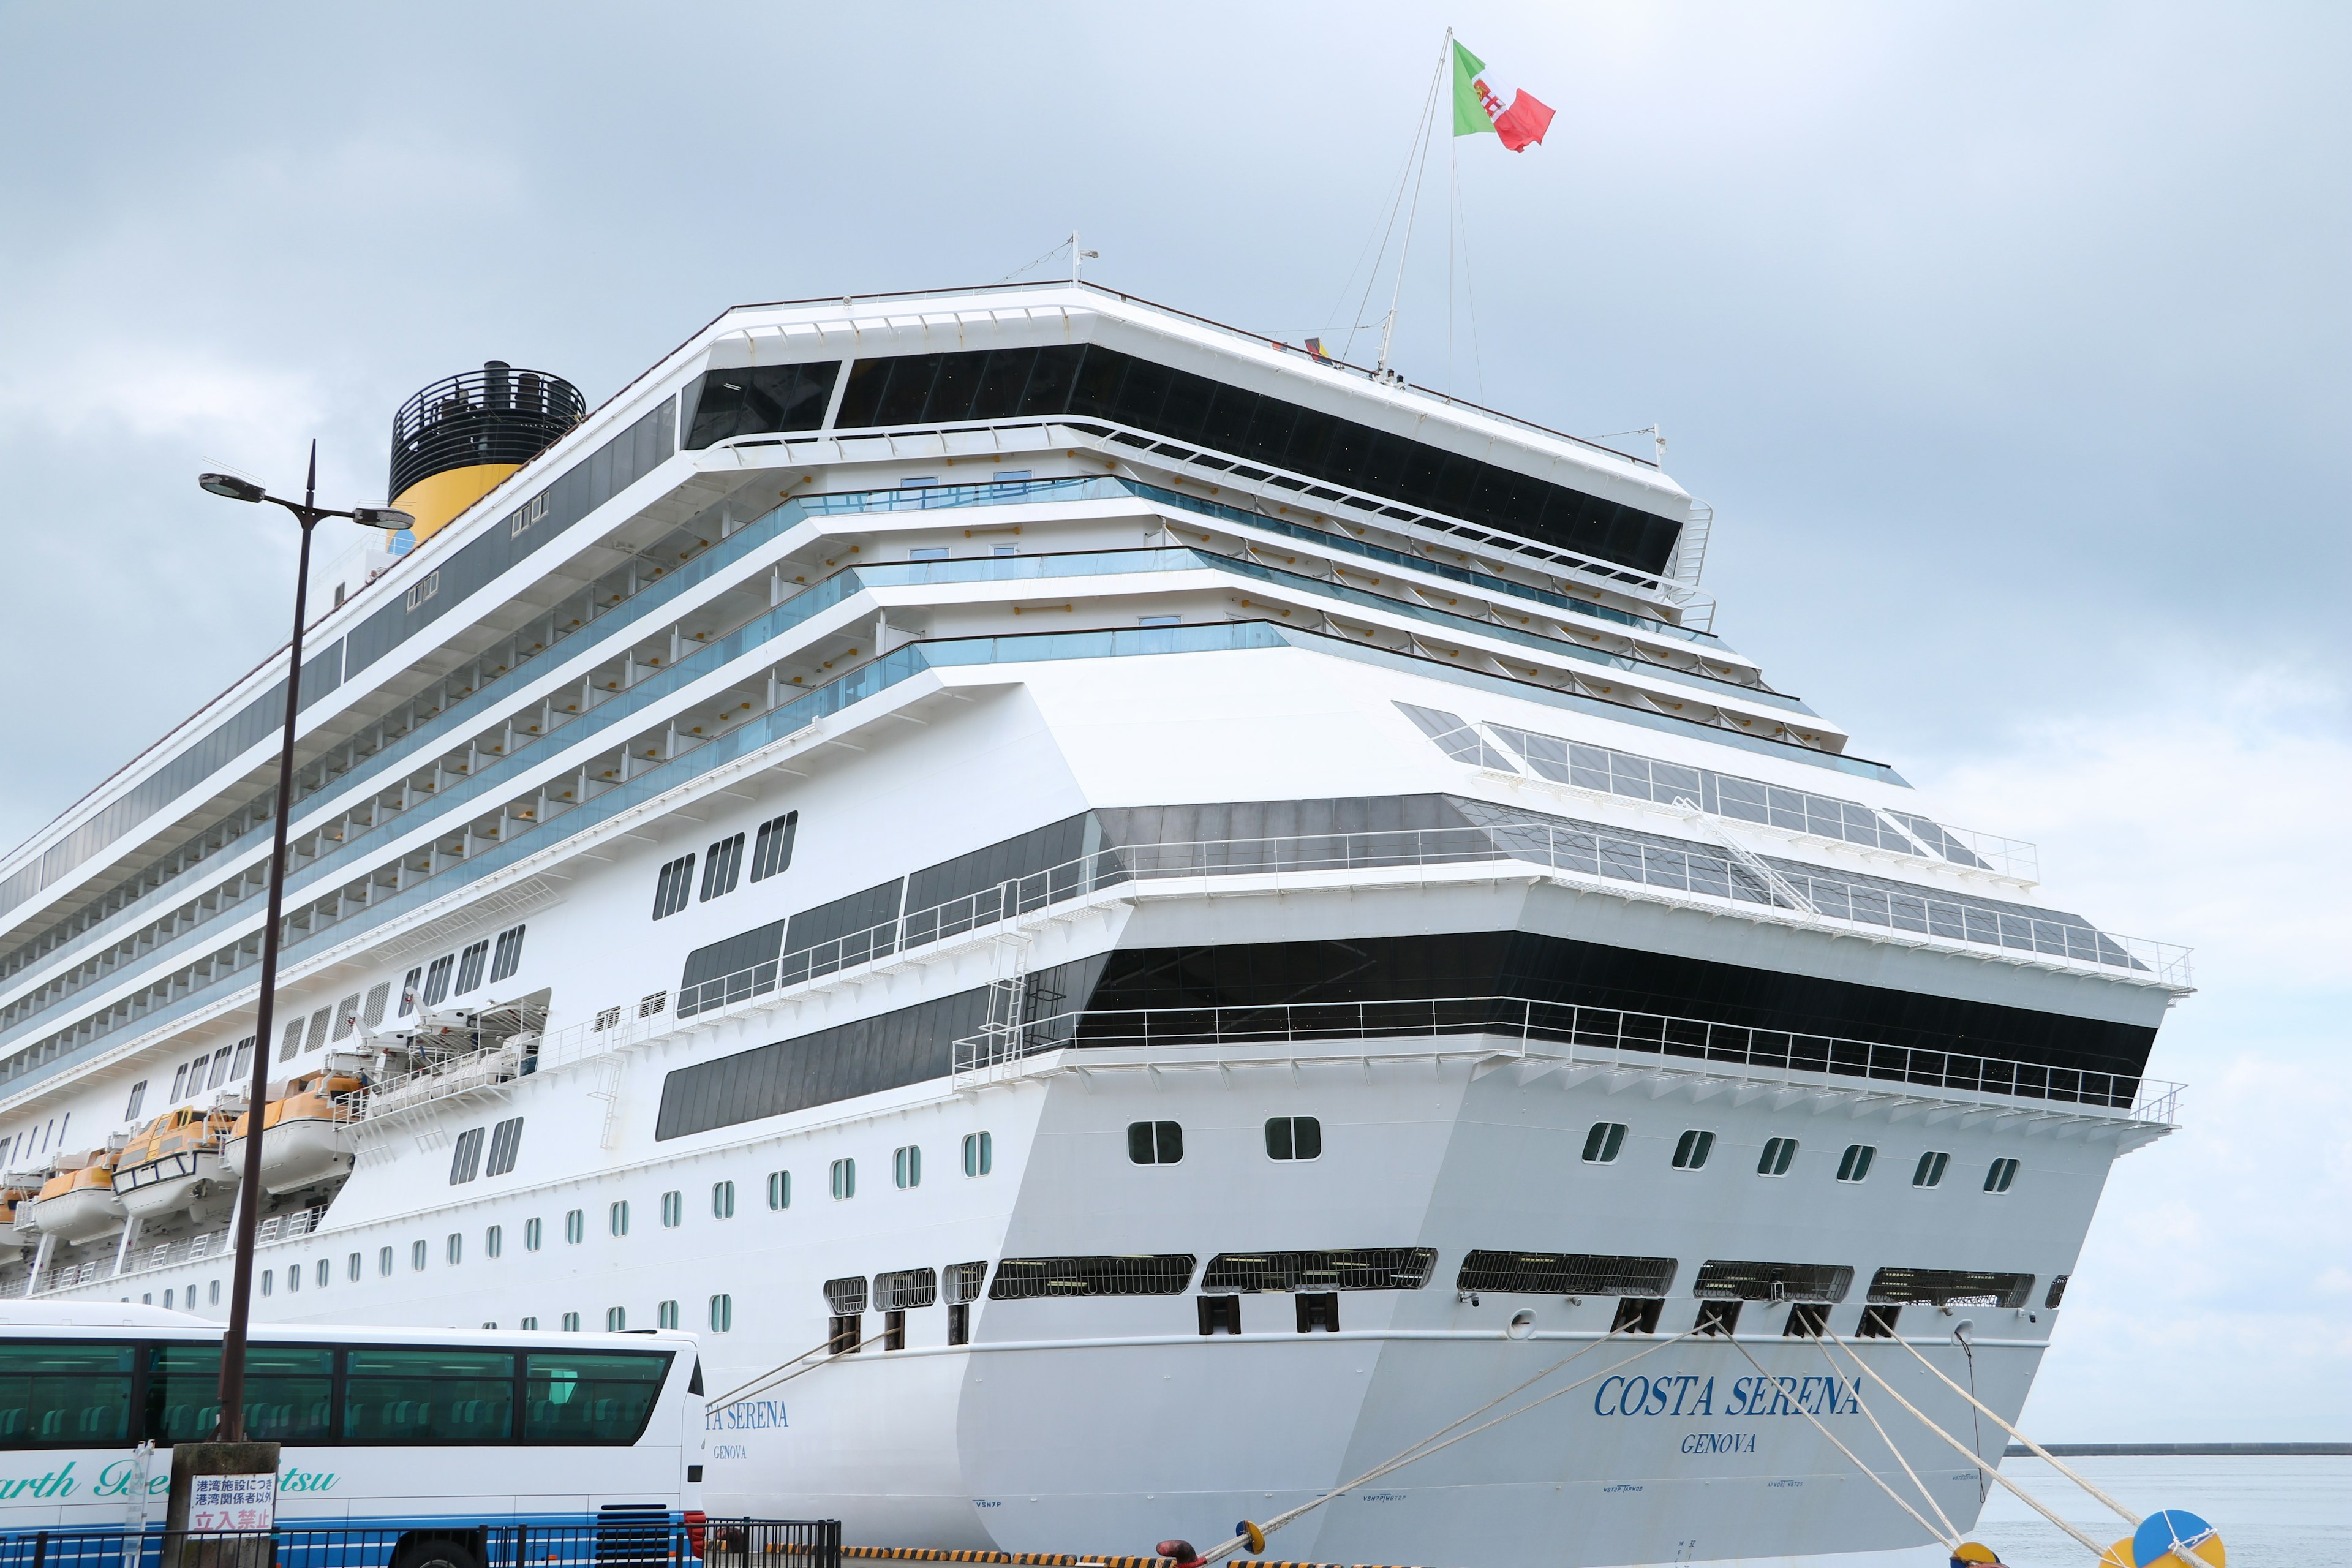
[1724,1335,1956,1551]
[1879,1329,2143,1529]
[1195,1328,1702,1567]
[1826,1332,2111,1556]
[1806,1333,1961,1545]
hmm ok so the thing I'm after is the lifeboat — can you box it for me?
[115,1106,241,1225]
[0,1186,35,1248]
[221,1066,365,1195]
[24,1152,128,1245]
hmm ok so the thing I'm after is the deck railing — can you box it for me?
[954,995,2184,1123]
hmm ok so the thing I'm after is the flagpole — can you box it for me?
[1374,28,1451,380]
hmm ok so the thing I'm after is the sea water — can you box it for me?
[1971,1455,2350,1564]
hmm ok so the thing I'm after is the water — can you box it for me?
[1970,1456,2350,1564]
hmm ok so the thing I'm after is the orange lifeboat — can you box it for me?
[24,1151,128,1245]
[115,1106,241,1225]
[220,1068,364,1195]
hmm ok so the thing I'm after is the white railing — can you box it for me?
[953,995,2185,1125]
[644,824,2190,1028]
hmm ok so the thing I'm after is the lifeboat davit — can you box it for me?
[221,1068,364,1196]
[24,1153,128,1245]
[115,1107,241,1225]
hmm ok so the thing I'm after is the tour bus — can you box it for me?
[0,1303,706,1558]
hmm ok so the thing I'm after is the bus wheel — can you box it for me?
[393,1535,483,1568]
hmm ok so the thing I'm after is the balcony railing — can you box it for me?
[955,995,2184,1123]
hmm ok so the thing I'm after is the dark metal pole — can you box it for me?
[214,443,322,1441]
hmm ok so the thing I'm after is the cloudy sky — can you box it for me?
[2,2,2344,1438]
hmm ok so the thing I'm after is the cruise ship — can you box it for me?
[0,283,2188,1567]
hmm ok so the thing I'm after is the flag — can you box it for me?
[1452,40,1555,152]
[1305,337,1335,363]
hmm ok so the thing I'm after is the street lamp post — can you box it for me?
[194,445,410,1444]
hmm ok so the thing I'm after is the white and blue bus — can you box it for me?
[0,1304,713,1566]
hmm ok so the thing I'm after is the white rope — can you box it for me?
[1810,1333,1961,1544]
[1725,1335,1955,1551]
[1883,1328,2143,1529]
[1195,1328,1700,1567]
[706,1327,854,1409]
[1830,1332,2112,1556]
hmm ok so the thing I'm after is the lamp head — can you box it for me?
[198,472,266,503]
[350,507,415,530]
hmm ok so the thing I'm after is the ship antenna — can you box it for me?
[1375,28,1451,381]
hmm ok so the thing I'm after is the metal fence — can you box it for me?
[963,995,2182,1120]
[0,1518,839,1568]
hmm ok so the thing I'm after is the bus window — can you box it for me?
[0,1342,132,1448]
[524,1351,669,1444]
[148,1344,331,1444]
[344,1348,516,1442]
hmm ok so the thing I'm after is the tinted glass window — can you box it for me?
[524,1351,669,1444]
[682,363,839,448]
[0,1341,132,1447]
[148,1344,331,1444]
[344,1348,515,1442]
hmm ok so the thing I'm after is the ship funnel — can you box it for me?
[386,360,584,544]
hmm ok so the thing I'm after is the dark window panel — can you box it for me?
[1016,344,1085,417]
[974,350,1039,420]
[872,353,945,426]
[681,363,837,449]
[926,351,985,424]
[834,358,894,428]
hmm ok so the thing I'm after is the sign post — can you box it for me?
[164,1441,277,1568]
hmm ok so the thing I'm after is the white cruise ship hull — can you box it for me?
[0,284,2186,1568]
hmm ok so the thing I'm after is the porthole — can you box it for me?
[1984,1158,2020,1193]
[610,1200,631,1236]
[1128,1120,1183,1164]
[1264,1116,1322,1161]
[1836,1145,1876,1183]
[1672,1129,1714,1170]
[768,1170,791,1210]
[894,1145,922,1189]
[709,1294,734,1332]
[606,1306,627,1331]
[486,1224,503,1259]
[712,1180,736,1219]
[526,1217,544,1251]
[565,1208,585,1244]
[660,1190,682,1227]
[1912,1152,1951,1188]
[1581,1121,1627,1164]
[831,1158,856,1200]
[657,1300,680,1330]
[410,1239,428,1270]
[1757,1137,1798,1177]
[963,1132,992,1177]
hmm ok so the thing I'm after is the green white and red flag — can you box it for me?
[1451,39,1555,152]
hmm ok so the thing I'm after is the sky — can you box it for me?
[1,2,2345,1440]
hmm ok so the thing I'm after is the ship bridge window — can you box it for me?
[1692,1260,1852,1303]
[1672,1129,1714,1170]
[1985,1158,2021,1193]
[1912,1152,1951,1188]
[454,941,490,997]
[987,1254,1198,1299]
[486,1117,524,1177]
[1205,1248,1436,1292]
[700,835,745,902]
[1868,1268,2035,1309]
[681,360,839,449]
[1581,1121,1629,1164]
[448,1127,486,1185]
[1264,1116,1321,1161]
[750,811,799,883]
[823,344,1681,574]
[1455,1251,1676,1298]
[652,854,696,921]
[1127,1121,1183,1165]
[1836,1144,1876,1183]
[1757,1137,1798,1177]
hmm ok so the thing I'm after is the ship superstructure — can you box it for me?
[0,284,2186,1568]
